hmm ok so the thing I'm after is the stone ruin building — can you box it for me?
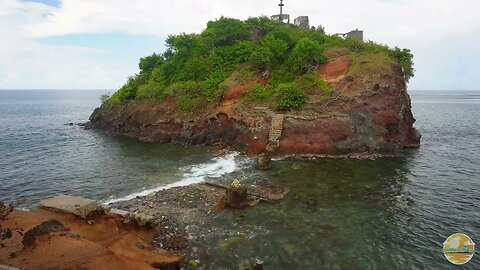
[270,14,311,29]
[294,16,310,29]
[271,0,310,29]
[270,1,363,40]
[271,14,291,24]
[335,29,364,41]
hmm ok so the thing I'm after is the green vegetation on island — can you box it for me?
[105,17,414,112]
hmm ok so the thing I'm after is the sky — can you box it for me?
[0,0,479,90]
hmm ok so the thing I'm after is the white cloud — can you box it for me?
[0,0,479,89]
[0,0,133,89]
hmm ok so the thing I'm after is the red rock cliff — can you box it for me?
[90,53,420,157]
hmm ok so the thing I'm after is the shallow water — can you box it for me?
[0,90,479,269]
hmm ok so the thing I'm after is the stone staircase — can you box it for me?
[267,114,285,152]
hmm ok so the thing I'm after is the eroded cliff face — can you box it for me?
[90,54,420,157]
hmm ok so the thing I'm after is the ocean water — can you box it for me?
[0,90,479,269]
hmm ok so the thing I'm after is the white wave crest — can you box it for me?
[105,152,239,204]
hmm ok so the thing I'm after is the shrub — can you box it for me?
[100,93,111,104]
[136,81,166,100]
[167,81,207,113]
[265,29,299,49]
[250,35,288,71]
[232,41,255,63]
[295,73,330,93]
[345,38,366,52]
[269,68,295,86]
[316,25,326,35]
[260,36,289,63]
[177,96,207,114]
[109,74,148,104]
[287,38,327,74]
[275,83,308,110]
[390,47,415,82]
[202,17,250,46]
[245,16,282,33]
[202,67,233,102]
[167,81,203,97]
[235,65,255,84]
[250,46,274,70]
[136,67,168,100]
[245,84,272,102]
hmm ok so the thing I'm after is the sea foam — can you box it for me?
[105,152,239,204]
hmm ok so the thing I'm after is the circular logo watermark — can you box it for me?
[443,233,476,265]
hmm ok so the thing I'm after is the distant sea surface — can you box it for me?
[0,90,479,269]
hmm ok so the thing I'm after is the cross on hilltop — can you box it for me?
[270,0,363,40]
[279,0,284,18]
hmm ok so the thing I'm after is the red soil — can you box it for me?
[216,79,262,118]
[0,209,182,270]
[317,55,350,83]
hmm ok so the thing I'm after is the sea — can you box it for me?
[0,89,479,269]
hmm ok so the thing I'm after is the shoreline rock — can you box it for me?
[111,182,288,269]
[0,195,184,270]
[1,182,288,270]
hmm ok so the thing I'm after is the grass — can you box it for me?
[348,52,395,79]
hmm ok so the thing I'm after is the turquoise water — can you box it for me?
[0,90,479,269]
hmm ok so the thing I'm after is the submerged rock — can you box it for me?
[238,259,264,270]
[77,122,93,130]
[257,153,272,170]
[226,180,248,208]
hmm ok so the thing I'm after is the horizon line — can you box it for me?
[1,89,480,91]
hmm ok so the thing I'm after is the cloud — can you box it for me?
[1,0,480,89]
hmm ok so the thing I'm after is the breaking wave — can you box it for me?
[105,152,240,204]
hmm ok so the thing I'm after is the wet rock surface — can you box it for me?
[112,184,223,269]
[256,153,271,170]
[0,181,288,269]
[225,180,248,208]
[111,182,288,269]
[38,195,106,219]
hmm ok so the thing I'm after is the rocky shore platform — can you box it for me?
[0,182,287,270]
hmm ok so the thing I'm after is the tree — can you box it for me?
[391,47,415,82]
[251,36,288,70]
[202,17,250,46]
[99,93,111,104]
[316,25,326,35]
[165,33,198,54]
[266,29,299,49]
[251,46,274,70]
[139,53,163,75]
[245,16,281,33]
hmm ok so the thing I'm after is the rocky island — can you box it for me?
[1,16,422,270]
[90,17,420,159]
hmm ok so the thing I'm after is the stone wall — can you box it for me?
[346,29,363,40]
[294,16,310,29]
[271,14,290,23]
